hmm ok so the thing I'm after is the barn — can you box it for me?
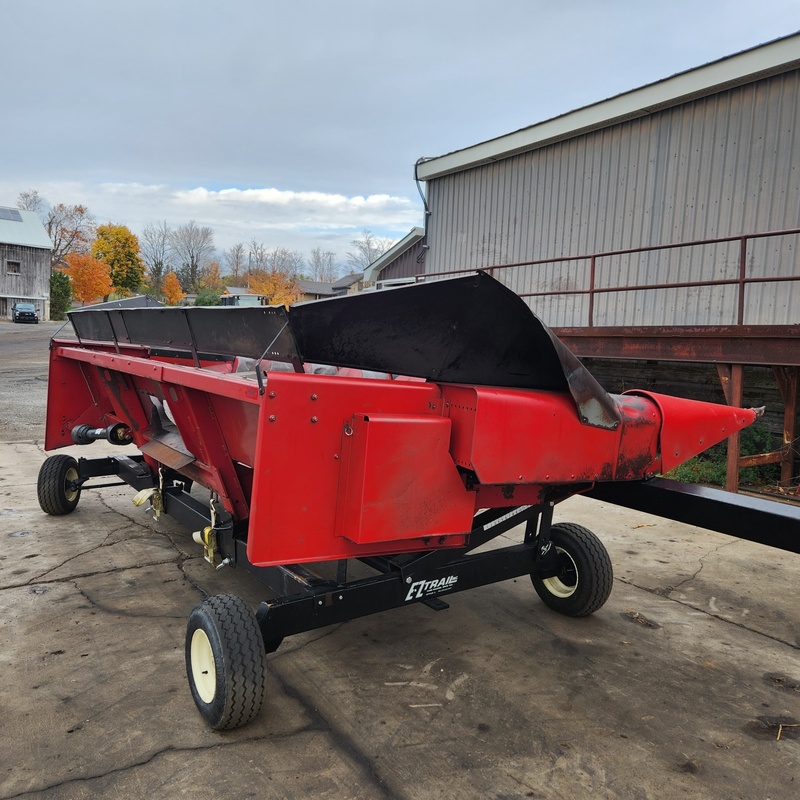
[0,206,53,320]
[410,33,800,490]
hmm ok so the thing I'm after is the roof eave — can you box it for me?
[416,32,800,181]
[364,227,425,281]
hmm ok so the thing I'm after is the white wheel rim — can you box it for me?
[542,546,579,598]
[64,467,79,502]
[190,629,217,704]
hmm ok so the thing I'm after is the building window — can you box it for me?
[6,260,21,274]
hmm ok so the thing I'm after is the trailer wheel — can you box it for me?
[185,594,267,730]
[37,455,81,515]
[531,523,613,617]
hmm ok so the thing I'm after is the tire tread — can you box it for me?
[37,455,80,515]
[532,522,613,617]
[186,594,266,730]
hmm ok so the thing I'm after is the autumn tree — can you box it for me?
[346,230,393,270]
[17,192,96,266]
[61,253,113,305]
[46,203,96,267]
[200,261,226,292]
[248,270,300,307]
[162,271,185,305]
[171,221,215,292]
[92,224,145,296]
[309,247,339,282]
[140,221,172,293]
[224,243,246,282]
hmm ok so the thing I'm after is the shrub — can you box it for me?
[666,423,781,487]
[194,289,222,306]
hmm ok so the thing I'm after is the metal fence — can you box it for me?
[417,228,800,328]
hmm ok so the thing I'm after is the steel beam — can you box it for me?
[586,477,800,553]
[553,325,800,366]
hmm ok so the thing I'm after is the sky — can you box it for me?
[2,0,799,269]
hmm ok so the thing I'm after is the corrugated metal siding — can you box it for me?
[380,241,426,281]
[425,69,800,326]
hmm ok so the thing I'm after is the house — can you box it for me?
[0,206,53,320]
[296,280,340,302]
[331,272,367,294]
[363,227,425,288]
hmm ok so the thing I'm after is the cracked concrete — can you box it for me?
[1,320,799,799]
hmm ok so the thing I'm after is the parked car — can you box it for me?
[11,303,39,324]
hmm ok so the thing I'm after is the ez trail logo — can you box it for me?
[405,574,458,602]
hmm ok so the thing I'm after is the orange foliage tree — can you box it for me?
[247,270,300,307]
[162,271,185,306]
[61,253,113,305]
[199,261,226,292]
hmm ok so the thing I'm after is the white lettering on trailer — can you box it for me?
[405,575,459,602]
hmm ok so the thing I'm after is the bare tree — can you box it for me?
[170,221,215,292]
[140,221,172,293]
[248,240,268,272]
[17,189,49,218]
[224,243,247,283]
[346,230,393,271]
[267,247,305,276]
[309,247,339,282]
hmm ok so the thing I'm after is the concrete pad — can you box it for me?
[2,439,798,799]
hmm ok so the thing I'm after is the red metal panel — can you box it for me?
[45,352,114,450]
[443,385,662,485]
[334,413,474,544]
[47,342,261,516]
[623,390,760,473]
[445,386,620,484]
[246,373,470,566]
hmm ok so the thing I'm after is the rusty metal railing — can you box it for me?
[416,228,800,327]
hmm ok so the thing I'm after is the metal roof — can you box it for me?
[416,32,800,181]
[0,207,53,250]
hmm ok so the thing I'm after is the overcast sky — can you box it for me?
[2,0,798,267]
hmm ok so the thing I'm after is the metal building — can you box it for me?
[413,34,800,490]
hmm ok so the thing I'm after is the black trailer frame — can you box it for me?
[66,453,572,652]
[64,456,800,645]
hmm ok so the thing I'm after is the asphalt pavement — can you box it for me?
[1,318,798,799]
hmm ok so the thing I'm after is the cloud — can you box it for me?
[173,186,418,227]
[0,179,421,262]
